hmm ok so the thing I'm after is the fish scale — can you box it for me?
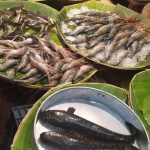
[39,110,137,144]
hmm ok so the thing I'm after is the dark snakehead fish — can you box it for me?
[39,108,137,143]
[40,131,138,150]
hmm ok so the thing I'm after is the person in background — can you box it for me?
[141,2,150,19]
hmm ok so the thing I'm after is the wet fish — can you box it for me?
[0,59,18,71]
[40,131,138,150]
[39,109,137,143]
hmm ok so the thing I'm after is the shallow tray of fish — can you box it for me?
[34,87,149,150]
[0,2,96,89]
[56,1,150,70]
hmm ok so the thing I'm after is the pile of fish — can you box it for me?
[0,7,95,87]
[0,7,52,40]
[39,107,139,150]
[61,8,150,67]
[0,37,94,86]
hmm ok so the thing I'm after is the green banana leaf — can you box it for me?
[130,69,150,138]
[0,1,97,89]
[56,1,150,70]
[11,82,127,150]
[0,1,58,18]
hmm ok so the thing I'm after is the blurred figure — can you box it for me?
[141,2,150,19]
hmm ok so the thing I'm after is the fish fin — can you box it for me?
[67,107,76,114]
[125,122,138,143]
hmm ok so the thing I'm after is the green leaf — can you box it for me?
[56,1,150,70]
[130,69,150,138]
[11,82,127,150]
[0,1,59,19]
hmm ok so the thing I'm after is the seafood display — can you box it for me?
[38,107,139,149]
[0,7,95,87]
[0,7,52,39]
[60,6,150,67]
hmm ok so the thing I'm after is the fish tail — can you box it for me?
[125,122,138,143]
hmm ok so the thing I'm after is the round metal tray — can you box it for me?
[34,87,149,150]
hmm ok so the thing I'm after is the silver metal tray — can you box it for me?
[34,87,149,150]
